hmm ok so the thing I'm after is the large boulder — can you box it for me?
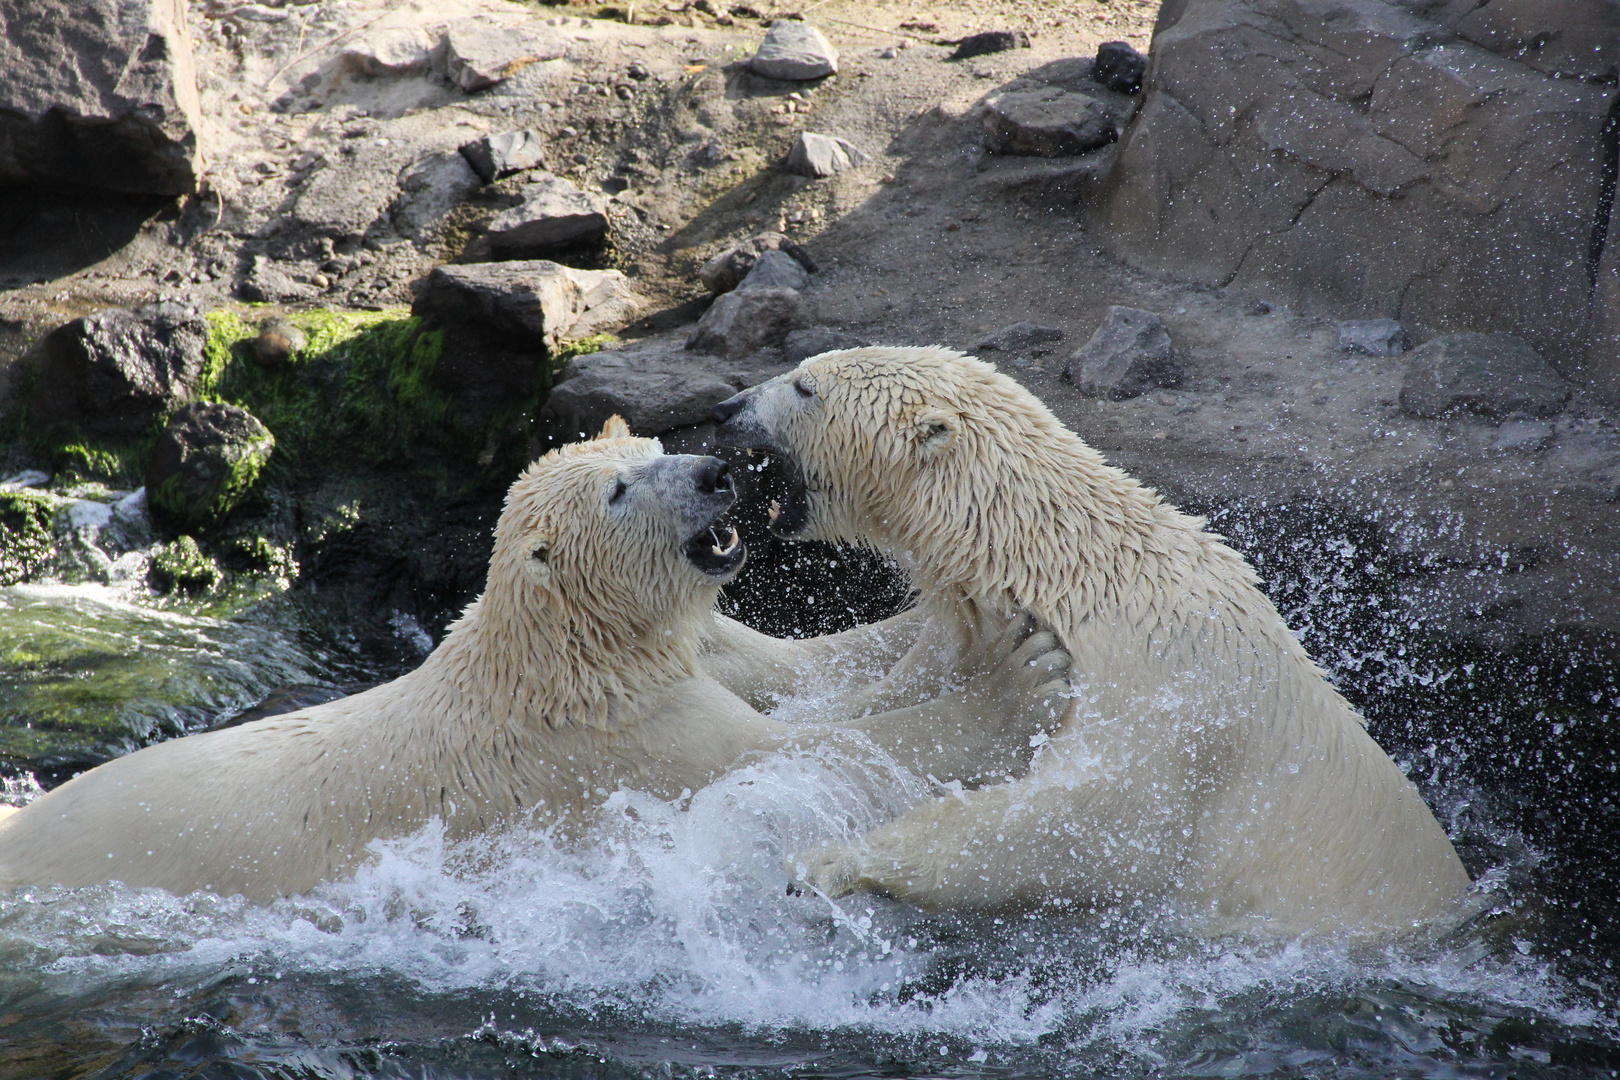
[698,232,816,295]
[749,21,838,81]
[145,403,275,534]
[1087,0,1620,399]
[0,0,204,196]
[485,175,608,256]
[28,303,209,439]
[540,343,793,440]
[413,261,637,351]
[686,288,809,360]
[1398,332,1571,420]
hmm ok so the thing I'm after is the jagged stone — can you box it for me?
[433,19,566,93]
[1493,417,1555,452]
[0,0,205,195]
[28,303,209,439]
[784,132,867,177]
[239,255,318,303]
[413,261,637,351]
[737,250,811,292]
[145,403,275,533]
[1338,319,1407,357]
[783,327,868,364]
[1399,333,1571,420]
[459,129,546,183]
[949,30,1029,61]
[983,88,1121,156]
[698,233,817,294]
[338,26,434,78]
[975,321,1065,353]
[686,288,809,360]
[541,343,793,439]
[485,175,609,256]
[750,21,839,80]
[393,151,483,241]
[1065,306,1183,400]
[1092,41,1146,94]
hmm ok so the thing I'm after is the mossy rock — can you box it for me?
[147,535,222,595]
[146,402,275,534]
[0,490,55,586]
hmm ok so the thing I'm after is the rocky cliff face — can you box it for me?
[1088,0,1620,399]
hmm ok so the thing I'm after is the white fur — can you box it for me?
[0,419,1069,902]
[730,347,1471,940]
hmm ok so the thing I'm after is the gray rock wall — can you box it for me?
[1086,0,1620,400]
[0,0,205,195]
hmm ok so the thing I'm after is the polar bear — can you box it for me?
[0,418,1068,902]
[712,347,1472,939]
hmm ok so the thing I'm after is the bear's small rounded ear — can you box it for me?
[595,416,632,441]
[912,406,959,457]
[522,538,553,585]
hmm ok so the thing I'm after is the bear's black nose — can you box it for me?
[711,393,745,425]
[695,457,732,495]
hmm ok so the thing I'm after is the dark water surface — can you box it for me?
[3,520,1619,1080]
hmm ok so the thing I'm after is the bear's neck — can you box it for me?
[880,424,1255,640]
[418,584,703,732]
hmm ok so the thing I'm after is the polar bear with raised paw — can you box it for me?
[0,417,1069,902]
[713,347,1471,940]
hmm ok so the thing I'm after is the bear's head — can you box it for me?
[487,416,745,644]
[712,346,1049,541]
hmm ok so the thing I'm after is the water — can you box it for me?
[2,544,1619,1077]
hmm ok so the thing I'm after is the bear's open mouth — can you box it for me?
[766,476,811,539]
[684,522,745,577]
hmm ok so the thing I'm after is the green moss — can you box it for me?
[552,333,614,365]
[0,490,55,586]
[147,535,222,595]
[47,437,149,488]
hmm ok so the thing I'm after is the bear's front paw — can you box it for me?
[786,842,864,898]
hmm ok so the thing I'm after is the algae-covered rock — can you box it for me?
[146,402,275,534]
[147,535,221,595]
[0,490,55,586]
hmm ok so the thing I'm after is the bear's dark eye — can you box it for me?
[608,479,628,504]
[794,377,814,399]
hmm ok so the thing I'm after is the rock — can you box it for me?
[1092,41,1147,94]
[1088,0,1615,393]
[145,403,275,533]
[983,88,1121,156]
[686,288,809,360]
[541,342,793,439]
[1493,417,1555,452]
[749,21,839,80]
[485,175,609,255]
[28,303,209,439]
[338,25,434,78]
[413,261,638,351]
[0,0,204,195]
[784,132,867,178]
[239,255,317,304]
[147,534,220,594]
[949,30,1030,61]
[1399,333,1571,420]
[1,471,50,491]
[1450,0,1620,81]
[1338,319,1407,357]
[737,250,811,292]
[459,129,546,183]
[1064,306,1183,400]
[975,321,1065,353]
[783,327,868,364]
[698,233,817,294]
[433,18,566,93]
[253,318,305,369]
[393,150,482,241]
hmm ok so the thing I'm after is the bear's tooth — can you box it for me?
[768,500,781,522]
